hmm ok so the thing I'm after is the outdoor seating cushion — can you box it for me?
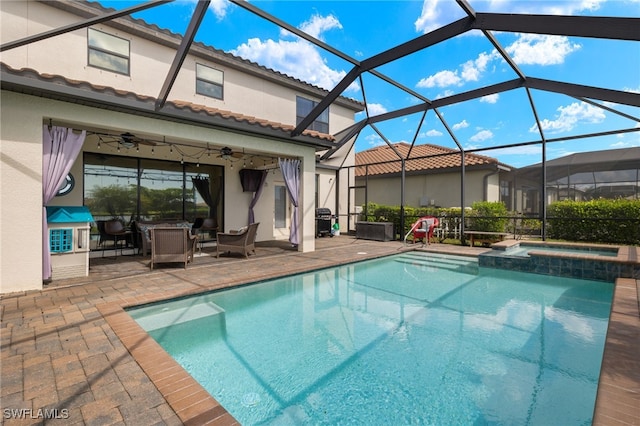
[137,221,191,255]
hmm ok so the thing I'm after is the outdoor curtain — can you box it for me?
[247,169,268,225]
[191,176,221,218]
[42,125,86,281]
[279,158,300,245]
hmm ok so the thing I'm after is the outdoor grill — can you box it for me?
[315,208,333,237]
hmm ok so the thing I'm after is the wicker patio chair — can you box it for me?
[149,227,197,270]
[216,222,259,259]
[192,217,219,253]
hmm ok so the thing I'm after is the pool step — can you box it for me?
[396,253,478,274]
[129,298,226,332]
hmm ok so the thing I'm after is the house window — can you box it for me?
[88,28,130,75]
[274,185,287,228]
[196,64,224,99]
[296,96,329,133]
[50,228,73,253]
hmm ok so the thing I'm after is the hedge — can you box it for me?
[547,199,640,245]
[360,199,639,245]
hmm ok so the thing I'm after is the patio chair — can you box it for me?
[104,219,133,256]
[149,227,197,270]
[410,216,439,245]
[96,220,110,255]
[216,222,259,259]
[192,217,218,253]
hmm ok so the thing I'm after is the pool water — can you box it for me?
[129,252,614,425]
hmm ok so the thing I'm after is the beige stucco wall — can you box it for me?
[0,1,359,134]
[0,91,318,293]
[354,169,501,209]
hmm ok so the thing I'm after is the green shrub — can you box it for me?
[467,201,508,232]
[547,199,640,245]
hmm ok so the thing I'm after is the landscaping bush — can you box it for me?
[547,199,640,245]
[466,201,508,232]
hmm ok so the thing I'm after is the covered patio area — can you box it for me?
[1,236,638,424]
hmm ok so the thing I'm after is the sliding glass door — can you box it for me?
[84,152,223,226]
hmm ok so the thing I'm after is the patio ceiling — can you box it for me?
[1,0,639,160]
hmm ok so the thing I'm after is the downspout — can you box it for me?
[482,166,501,201]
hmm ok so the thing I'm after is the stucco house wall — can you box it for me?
[0,1,362,293]
[355,169,501,209]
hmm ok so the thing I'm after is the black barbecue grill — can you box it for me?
[315,208,333,237]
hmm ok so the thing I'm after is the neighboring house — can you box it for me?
[0,1,363,293]
[353,142,512,209]
[507,147,640,214]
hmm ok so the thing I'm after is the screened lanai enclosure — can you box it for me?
[145,0,637,239]
[5,0,639,240]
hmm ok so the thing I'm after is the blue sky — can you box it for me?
[99,0,639,167]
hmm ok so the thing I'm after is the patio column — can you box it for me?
[298,152,316,253]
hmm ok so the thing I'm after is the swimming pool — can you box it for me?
[128,252,614,425]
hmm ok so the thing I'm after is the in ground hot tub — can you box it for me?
[479,241,638,282]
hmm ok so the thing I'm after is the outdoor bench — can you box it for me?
[463,231,511,247]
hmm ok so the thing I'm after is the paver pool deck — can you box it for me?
[1,237,638,425]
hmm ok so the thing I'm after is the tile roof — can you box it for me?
[355,142,498,176]
[0,63,335,143]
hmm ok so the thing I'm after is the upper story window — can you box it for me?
[296,96,329,134]
[196,63,224,100]
[88,28,130,75]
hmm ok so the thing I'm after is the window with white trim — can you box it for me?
[196,63,224,99]
[88,28,130,75]
[296,96,329,134]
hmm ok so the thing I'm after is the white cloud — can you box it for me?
[435,89,456,99]
[480,94,499,104]
[208,0,231,20]
[470,129,494,142]
[414,0,465,34]
[230,13,354,92]
[417,51,497,90]
[488,0,606,15]
[297,14,342,40]
[365,133,384,147]
[505,34,581,66]
[425,129,443,137]
[530,102,606,133]
[461,52,494,82]
[416,70,462,88]
[453,119,469,130]
[366,103,388,116]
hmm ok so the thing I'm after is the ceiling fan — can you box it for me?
[119,132,156,148]
[217,146,244,160]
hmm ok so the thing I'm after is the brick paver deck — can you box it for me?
[1,237,638,425]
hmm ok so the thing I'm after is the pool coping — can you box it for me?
[98,246,639,425]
